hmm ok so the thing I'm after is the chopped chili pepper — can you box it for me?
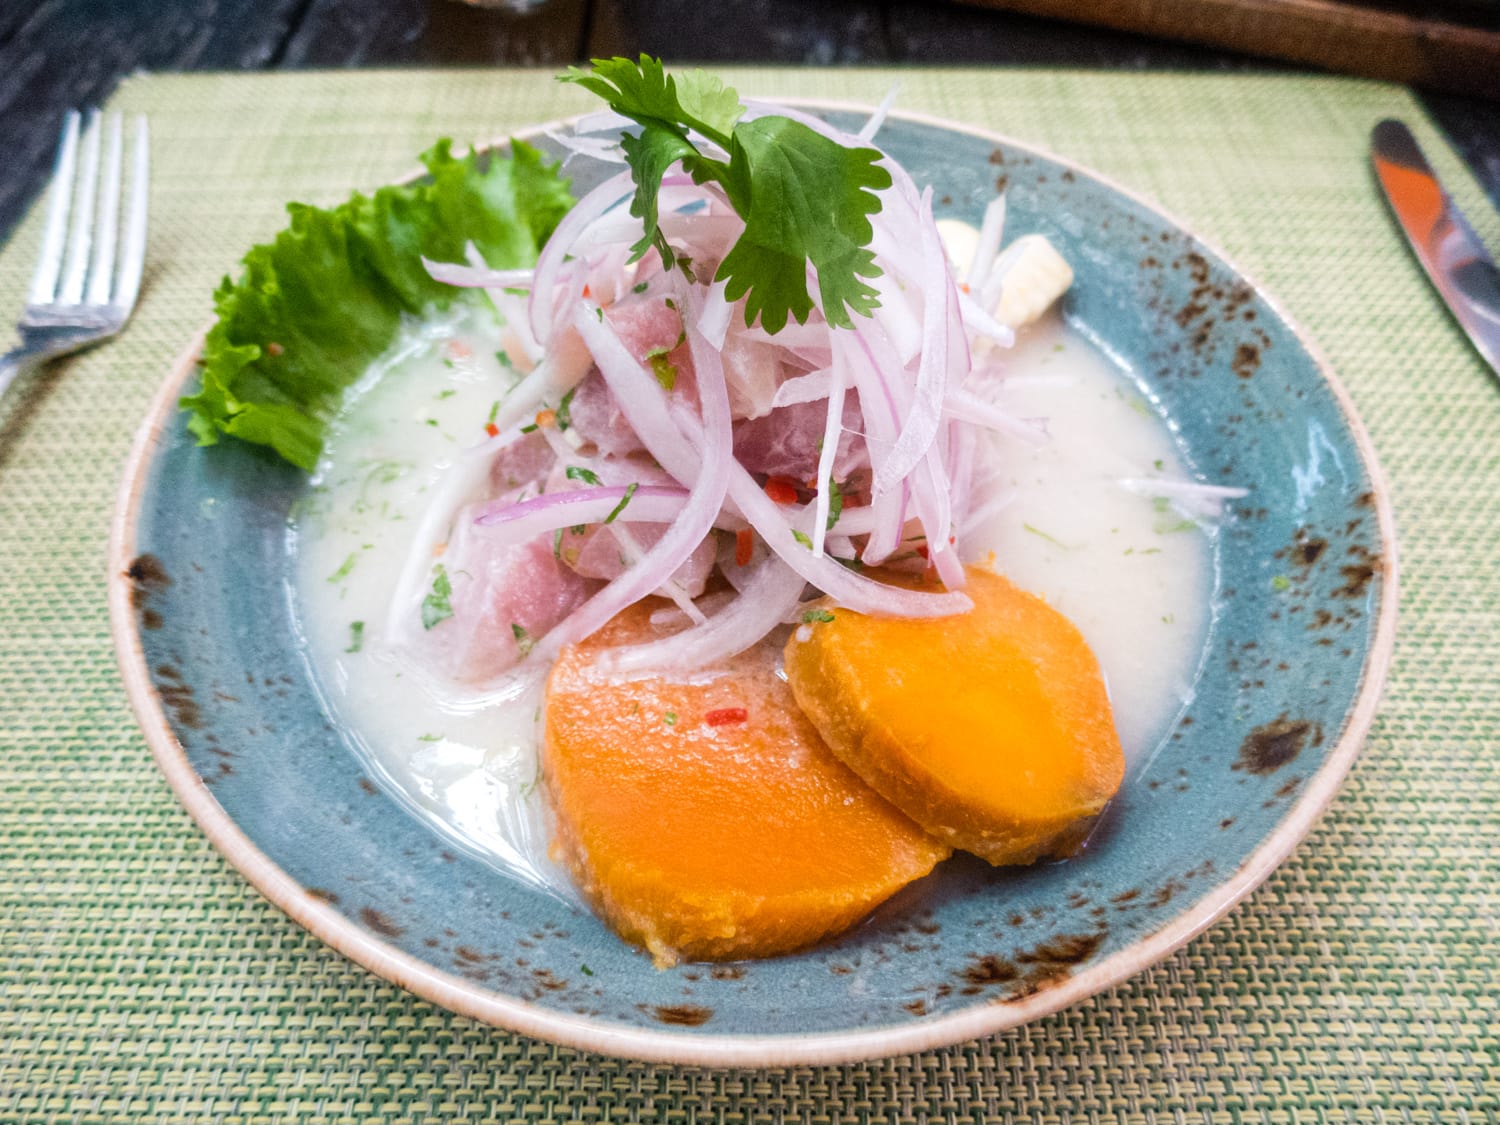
[735,528,753,566]
[535,409,556,429]
[915,543,929,560]
[704,707,748,727]
[582,284,591,298]
[764,477,799,505]
[484,422,500,438]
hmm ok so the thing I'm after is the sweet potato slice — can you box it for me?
[783,566,1124,866]
[544,606,950,967]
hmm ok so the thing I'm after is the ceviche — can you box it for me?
[185,59,1239,966]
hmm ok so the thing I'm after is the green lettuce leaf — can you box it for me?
[180,139,574,470]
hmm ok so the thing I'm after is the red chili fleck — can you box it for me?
[484,422,500,438]
[705,708,748,727]
[582,284,592,298]
[735,528,753,566]
[266,341,284,357]
[915,543,930,560]
[764,477,799,505]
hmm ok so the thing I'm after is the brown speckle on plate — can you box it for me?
[359,907,405,938]
[1235,716,1318,775]
[651,1004,712,1027]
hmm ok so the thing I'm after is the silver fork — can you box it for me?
[0,110,149,400]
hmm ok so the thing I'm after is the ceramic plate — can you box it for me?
[109,106,1397,1066]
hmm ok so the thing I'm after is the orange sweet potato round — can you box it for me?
[544,606,951,967]
[783,566,1124,866]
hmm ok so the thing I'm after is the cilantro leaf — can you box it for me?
[716,116,889,332]
[565,465,603,486]
[562,57,889,334]
[421,565,454,629]
[825,477,844,530]
[511,623,535,656]
[182,140,573,470]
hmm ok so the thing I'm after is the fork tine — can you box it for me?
[85,113,124,307]
[57,110,102,306]
[113,116,149,313]
[28,110,81,306]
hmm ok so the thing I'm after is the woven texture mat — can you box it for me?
[1,68,1496,1121]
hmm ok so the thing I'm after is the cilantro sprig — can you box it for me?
[563,56,891,334]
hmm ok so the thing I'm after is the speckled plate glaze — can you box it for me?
[109,106,1397,1066]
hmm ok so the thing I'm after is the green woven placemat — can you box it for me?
[1,67,1495,1122]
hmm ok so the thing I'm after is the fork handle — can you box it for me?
[0,348,45,404]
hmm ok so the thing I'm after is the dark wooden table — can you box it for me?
[1,0,1496,246]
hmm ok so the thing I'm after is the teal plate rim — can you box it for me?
[107,103,1399,1067]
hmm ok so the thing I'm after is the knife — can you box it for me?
[1371,119,1500,377]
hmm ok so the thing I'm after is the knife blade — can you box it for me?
[1371,119,1500,378]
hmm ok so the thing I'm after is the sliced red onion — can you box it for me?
[529,168,635,344]
[572,303,700,486]
[966,194,1007,290]
[475,484,691,534]
[547,129,626,164]
[697,279,733,349]
[726,464,970,618]
[811,367,848,556]
[597,556,808,677]
[858,84,901,143]
[957,287,1016,348]
[874,187,959,498]
[944,387,1050,445]
[1118,477,1249,519]
[535,302,735,658]
[773,369,834,410]
[422,257,535,290]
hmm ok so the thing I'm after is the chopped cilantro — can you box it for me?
[570,523,587,536]
[825,477,844,530]
[605,482,638,524]
[801,608,836,624]
[580,963,595,976]
[555,386,577,431]
[425,418,439,427]
[1154,518,1198,535]
[1271,574,1291,591]
[566,465,603,486]
[664,711,677,726]
[632,281,649,294]
[511,623,535,656]
[487,400,501,425]
[421,564,453,629]
[1022,523,1076,550]
[792,530,813,548]
[520,422,539,434]
[345,620,364,653]
[494,351,515,370]
[553,527,564,558]
[418,733,443,742]
[646,346,678,390]
[327,553,358,583]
